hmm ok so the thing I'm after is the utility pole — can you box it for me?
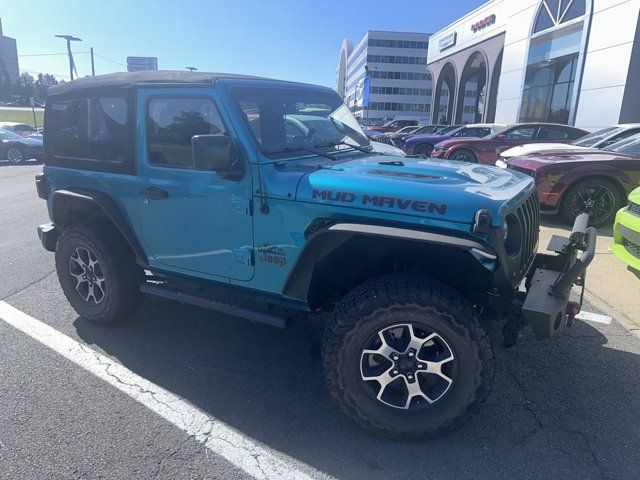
[90,47,95,76]
[55,35,82,80]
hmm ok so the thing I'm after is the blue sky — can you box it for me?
[4,0,485,87]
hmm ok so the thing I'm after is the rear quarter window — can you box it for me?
[48,97,128,162]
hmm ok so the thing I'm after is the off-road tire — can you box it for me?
[560,178,622,227]
[414,143,434,156]
[55,222,145,325]
[322,274,494,440]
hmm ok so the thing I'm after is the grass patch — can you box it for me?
[0,109,45,128]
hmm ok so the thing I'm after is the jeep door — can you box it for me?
[136,88,254,281]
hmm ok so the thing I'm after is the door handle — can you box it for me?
[140,186,169,200]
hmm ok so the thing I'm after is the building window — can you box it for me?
[534,0,586,34]
[520,0,587,124]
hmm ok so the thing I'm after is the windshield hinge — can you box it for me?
[233,247,254,266]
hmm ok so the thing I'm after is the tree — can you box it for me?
[15,72,35,98]
[34,73,59,101]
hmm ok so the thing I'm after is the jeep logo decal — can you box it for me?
[312,189,447,215]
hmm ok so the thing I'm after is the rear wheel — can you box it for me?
[449,149,477,163]
[6,146,24,164]
[322,274,494,440]
[414,143,434,156]
[55,223,145,325]
[560,179,622,227]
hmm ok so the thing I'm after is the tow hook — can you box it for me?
[566,302,581,328]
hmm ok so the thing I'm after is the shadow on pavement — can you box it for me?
[74,297,639,480]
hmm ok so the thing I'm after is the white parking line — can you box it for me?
[0,301,325,480]
[576,311,613,325]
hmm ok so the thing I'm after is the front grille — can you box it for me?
[624,239,640,259]
[628,201,640,217]
[515,189,540,274]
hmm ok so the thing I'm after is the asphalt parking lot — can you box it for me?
[1,163,639,480]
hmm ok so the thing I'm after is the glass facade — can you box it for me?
[520,1,586,124]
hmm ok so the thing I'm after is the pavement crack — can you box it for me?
[0,269,55,302]
[506,366,543,433]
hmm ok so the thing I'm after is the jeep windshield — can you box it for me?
[231,86,371,159]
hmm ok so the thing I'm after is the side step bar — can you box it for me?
[141,283,290,329]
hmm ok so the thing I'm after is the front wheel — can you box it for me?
[322,275,494,440]
[414,143,434,156]
[6,146,24,164]
[560,179,622,227]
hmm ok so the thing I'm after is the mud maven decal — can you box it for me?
[257,245,287,267]
[312,189,447,215]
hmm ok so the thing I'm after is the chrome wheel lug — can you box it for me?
[392,369,399,375]
[408,351,414,357]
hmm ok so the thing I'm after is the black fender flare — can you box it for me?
[282,221,497,306]
[51,189,148,266]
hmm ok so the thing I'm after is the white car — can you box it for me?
[495,124,640,168]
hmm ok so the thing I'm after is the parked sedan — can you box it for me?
[506,133,640,226]
[387,124,449,149]
[403,124,505,156]
[0,129,44,164]
[432,123,588,164]
[496,124,640,167]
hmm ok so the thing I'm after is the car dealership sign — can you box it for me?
[438,32,457,51]
[471,14,496,33]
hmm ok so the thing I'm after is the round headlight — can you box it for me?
[503,214,523,257]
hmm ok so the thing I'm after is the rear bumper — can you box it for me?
[37,223,59,252]
[522,213,597,339]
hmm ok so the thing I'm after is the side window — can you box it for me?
[147,97,226,169]
[539,127,570,140]
[49,96,128,161]
[503,127,537,140]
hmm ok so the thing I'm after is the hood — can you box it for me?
[501,143,584,158]
[509,149,635,171]
[404,134,450,147]
[5,136,43,147]
[296,154,534,226]
[436,137,495,149]
[629,186,640,204]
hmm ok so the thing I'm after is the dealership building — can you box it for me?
[0,18,19,85]
[337,30,433,123]
[426,0,640,129]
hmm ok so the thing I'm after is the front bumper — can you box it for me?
[521,213,597,339]
[611,206,640,271]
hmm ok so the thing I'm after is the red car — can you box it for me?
[505,133,640,226]
[431,123,588,165]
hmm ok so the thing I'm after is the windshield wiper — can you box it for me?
[263,145,337,161]
[314,140,378,155]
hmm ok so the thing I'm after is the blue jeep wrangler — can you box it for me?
[36,71,596,439]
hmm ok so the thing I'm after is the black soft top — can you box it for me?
[47,70,270,97]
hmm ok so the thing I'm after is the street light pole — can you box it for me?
[55,35,82,80]
[186,66,197,72]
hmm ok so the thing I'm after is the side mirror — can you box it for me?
[192,134,241,179]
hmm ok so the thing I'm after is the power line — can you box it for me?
[92,52,126,68]
[18,51,90,58]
